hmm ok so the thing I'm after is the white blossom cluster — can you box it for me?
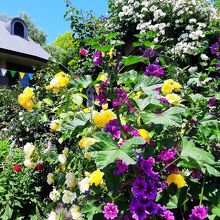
[108,0,219,58]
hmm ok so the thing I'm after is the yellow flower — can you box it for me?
[18,87,34,111]
[138,129,150,142]
[108,48,114,59]
[46,72,70,93]
[84,151,91,160]
[102,103,108,110]
[173,82,181,92]
[166,93,181,106]
[167,173,187,188]
[162,79,182,95]
[50,119,61,132]
[89,169,104,186]
[92,110,116,128]
[161,82,174,95]
[79,137,97,150]
[23,87,34,99]
[83,107,92,113]
[135,91,142,99]
[99,74,108,82]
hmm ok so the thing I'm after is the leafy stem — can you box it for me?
[199,172,206,205]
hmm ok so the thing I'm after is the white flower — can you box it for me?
[66,172,77,189]
[50,119,61,132]
[200,54,209,61]
[149,5,157,12]
[71,205,83,220]
[78,177,90,193]
[49,188,60,202]
[24,159,36,169]
[188,66,198,73]
[62,190,76,204]
[23,142,35,158]
[48,211,57,220]
[58,154,67,164]
[133,1,140,8]
[47,173,55,185]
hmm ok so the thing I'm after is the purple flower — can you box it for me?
[142,48,157,58]
[114,158,129,175]
[210,42,219,55]
[161,210,175,220]
[158,149,176,164]
[208,97,216,108]
[160,97,170,105]
[189,205,209,220]
[155,87,162,94]
[139,157,156,177]
[145,180,158,200]
[192,169,203,179]
[145,64,165,77]
[114,88,135,113]
[132,179,147,196]
[103,203,119,219]
[93,51,102,65]
[96,79,109,106]
[130,200,149,220]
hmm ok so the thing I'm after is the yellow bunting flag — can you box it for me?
[19,72,25,79]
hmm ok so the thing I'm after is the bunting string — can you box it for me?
[0,68,33,80]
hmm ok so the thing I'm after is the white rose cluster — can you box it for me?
[108,0,219,59]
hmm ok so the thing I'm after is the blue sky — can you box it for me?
[0,0,108,43]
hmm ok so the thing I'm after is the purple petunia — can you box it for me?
[160,97,170,105]
[114,158,129,175]
[132,178,147,196]
[103,203,119,219]
[93,51,102,65]
[145,64,165,77]
[189,205,209,220]
[158,148,176,164]
[141,48,157,58]
[192,169,203,180]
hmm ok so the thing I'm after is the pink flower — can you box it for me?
[103,203,119,219]
[80,48,87,56]
[13,165,22,172]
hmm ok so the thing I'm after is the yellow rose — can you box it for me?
[79,137,97,150]
[23,87,34,99]
[84,151,91,160]
[92,110,116,128]
[18,87,35,111]
[167,173,187,188]
[173,82,182,92]
[165,93,181,106]
[138,129,150,142]
[89,169,104,186]
[161,83,174,95]
[102,103,108,110]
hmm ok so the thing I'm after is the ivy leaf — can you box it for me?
[90,133,145,169]
[122,56,148,66]
[141,107,184,127]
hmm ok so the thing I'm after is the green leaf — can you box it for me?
[141,107,184,127]
[134,75,163,93]
[62,113,90,133]
[122,56,148,66]
[71,93,84,106]
[118,70,138,85]
[90,133,145,169]
[83,201,102,220]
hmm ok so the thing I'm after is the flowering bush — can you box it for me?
[1,0,220,220]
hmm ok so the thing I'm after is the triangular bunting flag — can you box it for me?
[28,73,33,80]
[10,70,16,78]
[1,68,7,76]
[19,72,25,79]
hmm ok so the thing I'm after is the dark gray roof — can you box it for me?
[0,17,49,61]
